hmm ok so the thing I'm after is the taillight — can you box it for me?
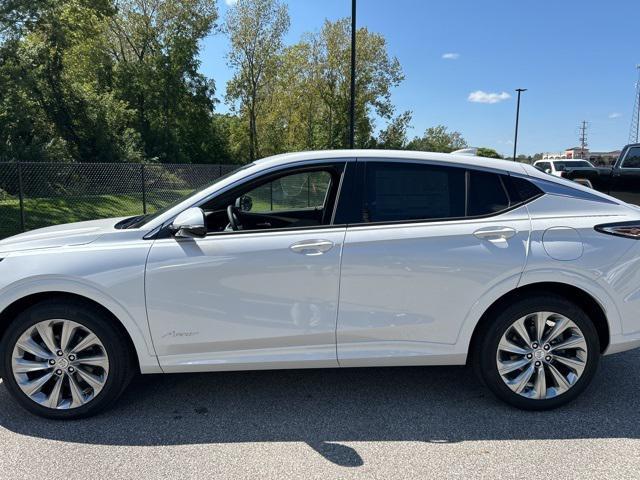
[595,221,640,239]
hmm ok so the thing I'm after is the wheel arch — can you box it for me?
[468,282,610,360]
[0,292,143,373]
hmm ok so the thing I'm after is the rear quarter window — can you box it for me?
[504,175,543,204]
[467,171,509,216]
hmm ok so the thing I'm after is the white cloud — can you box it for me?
[609,112,622,119]
[225,0,237,5]
[468,90,511,104]
[442,53,460,60]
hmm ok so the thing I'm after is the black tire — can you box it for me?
[473,294,600,410]
[0,299,133,419]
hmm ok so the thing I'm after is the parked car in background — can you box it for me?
[2,150,640,419]
[540,144,640,205]
[533,159,595,177]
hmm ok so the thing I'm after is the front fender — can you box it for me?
[0,275,162,374]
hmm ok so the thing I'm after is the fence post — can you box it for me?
[141,164,147,215]
[17,161,25,232]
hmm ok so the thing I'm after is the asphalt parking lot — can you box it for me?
[1,349,640,480]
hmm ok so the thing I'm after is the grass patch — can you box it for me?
[0,190,192,239]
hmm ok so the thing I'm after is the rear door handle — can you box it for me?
[473,226,517,241]
[289,239,334,255]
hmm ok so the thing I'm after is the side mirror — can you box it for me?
[545,168,552,174]
[170,207,206,238]
[236,195,253,212]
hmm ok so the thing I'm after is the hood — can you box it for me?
[0,217,127,255]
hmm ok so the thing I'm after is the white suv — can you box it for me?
[533,159,594,177]
[2,150,640,418]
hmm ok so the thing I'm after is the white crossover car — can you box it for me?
[1,150,640,419]
[533,159,594,177]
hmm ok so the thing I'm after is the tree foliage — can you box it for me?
[406,125,468,153]
[0,0,230,163]
[0,0,503,165]
[375,111,413,149]
[225,0,289,161]
[476,147,503,159]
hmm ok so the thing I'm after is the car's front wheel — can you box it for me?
[0,299,133,419]
[475,295,600,410]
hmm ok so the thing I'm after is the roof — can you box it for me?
[254,149,529,175]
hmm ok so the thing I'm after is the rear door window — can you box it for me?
[363,162,465,222]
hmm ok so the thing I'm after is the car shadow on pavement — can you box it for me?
[1,349,640,467]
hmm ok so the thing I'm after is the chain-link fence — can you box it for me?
[0,162,238,239]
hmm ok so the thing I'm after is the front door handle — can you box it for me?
[289,239,334,256]
[473,226,517,241]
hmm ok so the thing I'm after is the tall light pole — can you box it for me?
[513,88,527,161]
[349,0,356,149]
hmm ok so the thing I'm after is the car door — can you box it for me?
[336,159,533,366]
[610,146,640,205]
[145,161,348,372]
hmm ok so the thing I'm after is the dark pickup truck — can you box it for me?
[547,143,640,205]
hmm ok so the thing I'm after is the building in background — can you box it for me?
[542,147,621,165]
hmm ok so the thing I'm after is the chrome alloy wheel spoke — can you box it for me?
[11,319,109,409]
[496,312,588,400]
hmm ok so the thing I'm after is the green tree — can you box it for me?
[376,111,412,149]
[0,0,126,162]
[0,0,225,164]
[225,0,290,161]
[254,18,405,154]
[107,0,219,163]
[406,125,467,153]
[476,147,503,159]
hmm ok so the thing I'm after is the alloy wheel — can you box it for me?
[11,319,110,409]
[496,311,588,400]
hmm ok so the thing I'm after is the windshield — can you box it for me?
[122,164,251,229]
[554,160,592,171]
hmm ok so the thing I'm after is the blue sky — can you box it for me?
[200,0,639,156]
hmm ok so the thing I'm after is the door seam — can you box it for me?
[334,227,347,367]
[517,204,534,287]
[143,237,164,372]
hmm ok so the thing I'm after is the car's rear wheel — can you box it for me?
[475,295,600,410]
[0,300,133,419]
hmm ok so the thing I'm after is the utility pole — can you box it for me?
[630,65,640,144]
[349,0,356,149]
[513,88,527,161]
[578,120,589,159]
